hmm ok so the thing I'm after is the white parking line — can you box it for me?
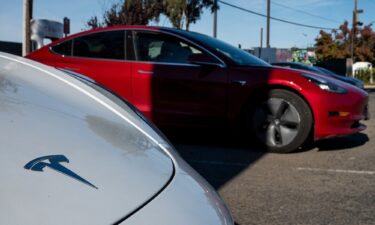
[297,167,375,175]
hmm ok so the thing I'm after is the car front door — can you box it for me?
[129,30,228,128]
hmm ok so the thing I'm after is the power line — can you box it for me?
[270,0,341,24]
[217,0,336,30]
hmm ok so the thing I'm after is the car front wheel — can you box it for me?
[249,89,312,153]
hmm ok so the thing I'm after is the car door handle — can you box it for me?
[231,80,247,86]
[137,70,154,75]
[64,67,80,71]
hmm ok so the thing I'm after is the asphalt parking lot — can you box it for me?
[172,91,375,225]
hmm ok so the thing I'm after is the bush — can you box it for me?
[355,69,374,84]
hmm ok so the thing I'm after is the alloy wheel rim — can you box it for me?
[252,98,301,147]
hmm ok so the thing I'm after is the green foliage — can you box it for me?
[164,0,215,30]
[355,68,374,84]
[86,0,215,31]
[86,0,164,29]
[164,0,186,29]
[315,21,375,65]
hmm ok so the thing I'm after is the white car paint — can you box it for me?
[0,52,233,225]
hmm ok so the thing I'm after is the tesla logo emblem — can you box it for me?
[24,155,98,189]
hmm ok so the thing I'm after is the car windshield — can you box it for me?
[183,31,270,67]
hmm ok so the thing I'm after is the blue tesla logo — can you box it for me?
[24,155,98,189]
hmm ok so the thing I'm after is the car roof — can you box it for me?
[272,62,305,66]
[42,25,184,48]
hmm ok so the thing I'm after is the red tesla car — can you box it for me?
[27,26,368,153]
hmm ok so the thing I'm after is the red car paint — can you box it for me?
[26,26,368,141]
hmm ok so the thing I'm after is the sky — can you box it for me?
[0,0,374,49]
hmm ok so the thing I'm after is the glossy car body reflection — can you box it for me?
[0,52,233,225]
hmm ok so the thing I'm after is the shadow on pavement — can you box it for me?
[316,133,369,151]
[164,128,266,189]
[164,128,370,189]
[365,88,375,93]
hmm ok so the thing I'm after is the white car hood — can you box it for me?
[0,53,174,225]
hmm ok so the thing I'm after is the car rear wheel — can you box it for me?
[249,89,312,153]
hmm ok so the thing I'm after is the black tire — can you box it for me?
[248,89,312,153]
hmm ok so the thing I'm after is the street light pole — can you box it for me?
[22,0,33,56]
[350,0,363,77]
[350,0,357,63]
[213,0,218,38]
[260,28,263,49]
[266,0,270,48]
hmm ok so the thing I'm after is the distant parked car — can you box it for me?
[272,62,364,89]
[27,26,369,153]
[315,66,364,88]
[0,52,233,225]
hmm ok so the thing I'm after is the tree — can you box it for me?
[86,0,215,31]
[315,21,375,64]
[356,24,375,62]
[86,0,164,29]
[164,0,186,29]
[315,30,336,61]
[334,21,351,59]
[164,0,216,30]
[86,16,101,29]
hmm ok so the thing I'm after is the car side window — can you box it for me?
[72,31,125,60]
[134,31,215,64]
[51,40,73,56]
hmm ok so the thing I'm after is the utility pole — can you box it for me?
[22,0,33,56]
[266,0,270,48]
[350,0,363,76]
[260,28,263,49]
[213,0,218,38]
[350,0,358,63]
[260,27,263,57]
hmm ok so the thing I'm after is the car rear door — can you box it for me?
[51,30,132,100]
[129,30,228,128]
